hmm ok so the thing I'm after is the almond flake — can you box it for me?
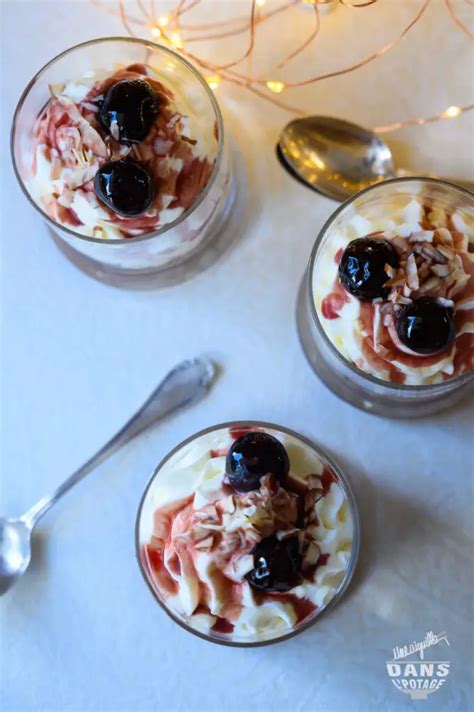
[303,542,321,567]
[306,475,322,491]
[409,230,434,243]
[417,263,432,281]
[373,303,383,353]
[405,253,419,290]
[276,529,300,541]
[434,228,454,245]
[430,264,450,277]
[391,236,409,252]
[421,244,448,264]
[436,245,455,261]
[418,275,442,294]
[436,297,455,308]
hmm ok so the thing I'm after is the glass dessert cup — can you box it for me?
[11,38,236,287]
[297,178,474,418]
[136,421,360,647]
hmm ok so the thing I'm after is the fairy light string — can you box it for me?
[90,0,474,133]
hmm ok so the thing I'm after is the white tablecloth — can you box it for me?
[1,2,473,711]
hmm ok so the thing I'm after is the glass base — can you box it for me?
[48,153,242,290]
[296,277,474,418]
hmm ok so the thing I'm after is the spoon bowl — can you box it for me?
[0,518,32,595]
[278,116,395,201]
[278,115,474,200]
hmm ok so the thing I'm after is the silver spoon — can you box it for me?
[0,357,216,595]
[278,116,474,201]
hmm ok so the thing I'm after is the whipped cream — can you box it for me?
[26,64,217,239]
[138,425,355,644]
[313,197,474,385]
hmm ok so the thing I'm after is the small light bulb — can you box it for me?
[151,26,162,38]
[170,31,184,50]
[159,14,170,27]
[256,0,266,6]
[206,75,221,91]
[266,80,285,94]
[443,105,462,119]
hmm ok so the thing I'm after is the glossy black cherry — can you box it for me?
[94,160,153,216]
[99,79,158,143]
[246,536,302,592]
[338,237,399,300]
[226,432,290,493]
[396,297,456,355]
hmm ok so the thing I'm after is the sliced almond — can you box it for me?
[385,272,406,288]
[418,275,442,294]
[434,228,453,245]
[306,475,322,491]
[436,244,456,261]
[405,252,420,291]
[373,303,383,353]
[421,244,448,264]
[430,264,450,277]
[409,230,434,243]
[276,528,300,541]
[391,236,409,253]
[417,263,432,281]
[303,541,321,567]
[436,297,455,308]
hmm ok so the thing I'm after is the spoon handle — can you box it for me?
[21,358,215,527]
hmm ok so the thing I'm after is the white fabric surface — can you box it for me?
[1,2,473,711]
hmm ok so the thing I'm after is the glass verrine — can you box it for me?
[297,178,474,418]
[11,37,235,285]
[136,421,359,647]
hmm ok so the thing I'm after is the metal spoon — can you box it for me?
[278,116,474,200]
[0,357,216,595]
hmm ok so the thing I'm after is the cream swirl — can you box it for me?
[138,425,355,643]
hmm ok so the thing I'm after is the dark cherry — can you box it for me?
[396,298,456,355]
[94,160,153,216]
[99,79,158,143]
[246,536,302,593]
[226,432,290,493]
[338,237,399,300]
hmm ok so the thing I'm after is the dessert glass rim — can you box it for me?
[307,176,474,393]
[10,36,225,246]
[135,419,361,648]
